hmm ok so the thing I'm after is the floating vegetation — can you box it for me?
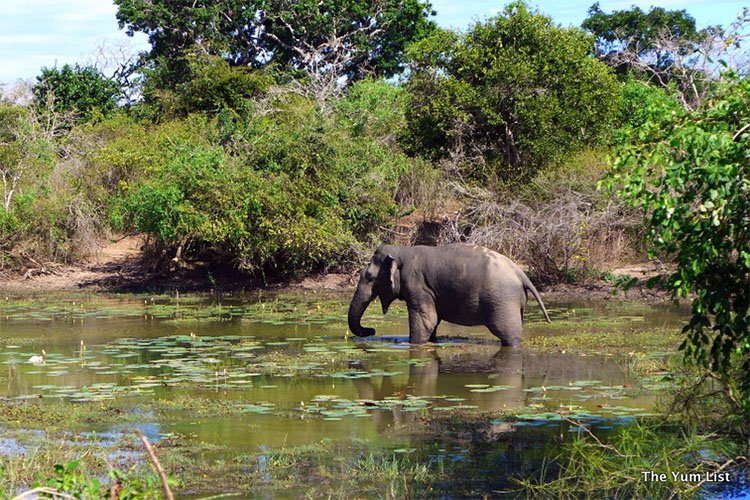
[0,292,406,327]
[469,385,511,393]
[302,394,484,419]
[0,291,694,497]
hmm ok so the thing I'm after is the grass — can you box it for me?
[525,327,682,353]
[0,400,141,429]
[135,438,439,497]
[515,420,746,499]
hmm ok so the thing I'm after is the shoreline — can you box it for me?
[0,264,674,304]
[0,236,674,301]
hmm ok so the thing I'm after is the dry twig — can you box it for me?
[558,414,634,459]
[137,430,174,500]
[11,487,77,500]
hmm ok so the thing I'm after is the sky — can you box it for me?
[0,0,747,85]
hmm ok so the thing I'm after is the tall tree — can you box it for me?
[582,4,749,109]
[582,2,702,67]
[115,0,435,85]
[404,1,619,179]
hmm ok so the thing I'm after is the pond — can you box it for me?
[0,291,728,496]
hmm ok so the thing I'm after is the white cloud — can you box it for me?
[0,0,147,81]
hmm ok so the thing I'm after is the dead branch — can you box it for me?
[12,488,78,500]
[733,123,750,141]
[137,430,174,500]
[258,4,389,107]
[559,414,633,458]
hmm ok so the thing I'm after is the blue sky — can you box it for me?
[0,0,747,84]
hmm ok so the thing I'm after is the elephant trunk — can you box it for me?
[348,285,376,338]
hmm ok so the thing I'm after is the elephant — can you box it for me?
[347,244,551,346]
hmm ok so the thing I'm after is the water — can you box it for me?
[0,291,735,496]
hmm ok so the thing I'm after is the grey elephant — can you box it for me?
[348,244,551,346]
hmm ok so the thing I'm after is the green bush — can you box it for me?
[120,139,354,272]
[609,75,750,433]
[336,80,407,139]
[614,77,682,144]
[33,64,121,123]
[117,86,413,274]
[139,52,273,118]
[404,1,620,181]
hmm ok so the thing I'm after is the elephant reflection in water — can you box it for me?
[5,364,22,398]
[352,347,526,434]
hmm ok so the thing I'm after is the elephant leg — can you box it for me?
[407,304,439,344]
[487,305,523,347]
[429,322,440,343]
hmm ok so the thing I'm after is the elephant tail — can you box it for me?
[521,274,551,323]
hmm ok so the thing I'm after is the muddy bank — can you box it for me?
[0,265,673,306]
[0,235,672,302]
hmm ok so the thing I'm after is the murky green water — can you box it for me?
[0,292,694,495]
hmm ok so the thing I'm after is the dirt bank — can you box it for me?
[0,235,359,294]
[0,236,672,301]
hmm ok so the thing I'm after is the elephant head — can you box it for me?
[348,246,401,338]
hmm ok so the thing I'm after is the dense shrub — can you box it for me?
[33,64,121,123]
[139,53,273,118]
[114,85,413,274]
[609,75,750,431]
[614,77,682,144]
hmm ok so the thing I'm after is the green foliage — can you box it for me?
[34,459,160,498]
[614,77,682,143]
[336,80,407,139]
[115,0,435,85]
[33,64,121,122]
[608,76,750,413]
[116,88,411,273]
[140,52,273,118]
[582,3,701,62]
[404,1,620,180]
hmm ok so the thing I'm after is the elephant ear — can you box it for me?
[386,254,400,297]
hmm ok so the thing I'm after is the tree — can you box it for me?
[404,1,620,179]
[609,76,750,439]
[115,0,435,86]
[0,103,56,211]
[33,64,121,122]
[138,52,273,118]
[582,3,701,65]
[582,5,750,109]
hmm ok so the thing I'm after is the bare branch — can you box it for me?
[137,430,174,500]
[605,12,749,109]
[559,414,633,458]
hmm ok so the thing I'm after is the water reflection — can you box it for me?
[0,295,678,461]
